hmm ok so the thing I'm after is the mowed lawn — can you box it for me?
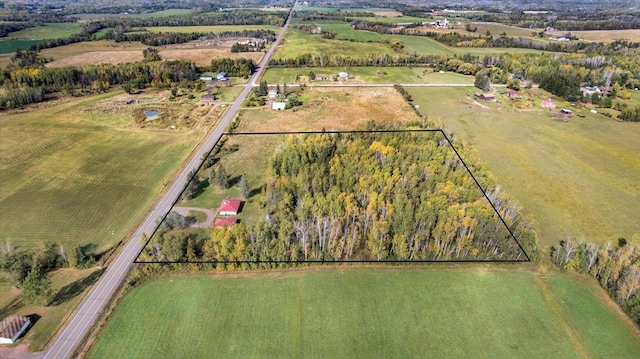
[87,268,640,358]
[407,87,640,246]
[0,92,201,252]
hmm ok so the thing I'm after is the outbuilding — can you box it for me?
[214,217,237,228]
[0,316,31,345]
[272,102,286,110]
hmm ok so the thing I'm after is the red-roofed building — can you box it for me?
[218,199,242,216]
[214,217,237,228]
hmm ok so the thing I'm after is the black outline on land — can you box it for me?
[134,129,531,264]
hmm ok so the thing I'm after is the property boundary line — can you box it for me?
[134,129,530,264]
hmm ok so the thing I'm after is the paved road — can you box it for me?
[42,3,296,359]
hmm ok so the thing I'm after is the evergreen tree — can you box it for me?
[215,164,229,189]
[240,174,250,199]
[21,267,52,306]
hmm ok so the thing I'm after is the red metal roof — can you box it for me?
[214,217,237,227]
[218,199,242,214]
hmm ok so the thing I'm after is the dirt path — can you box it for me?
[0,344,42,359]
[172,206,215,228]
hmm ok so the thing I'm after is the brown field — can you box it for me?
[43,39,264,68]
[373,11,404,17]
[548,29,640,43]
[237,86,420,133]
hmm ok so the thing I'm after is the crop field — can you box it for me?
[407,87,640,246]
[0,91,204,252]
[295,6,396,12]
[263,66,474,84]
[144,25,281,33]
[0,39,43,55]
[140,9,195,18]
[547,29,640,43]
[87,267,640,358]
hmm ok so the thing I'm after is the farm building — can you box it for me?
[218,199,242,216]
[214,217,237,228]
[217,72,228,81]
[561,108,573,115]
[0,316,31,344]
[315,74,331,80]
[200,94,216,102]
[338,72,349,80]
[268,89,279,99]
[474,93,495,101]
[541,99,557,109]
[200,75,213,81]
[272,102,286,110]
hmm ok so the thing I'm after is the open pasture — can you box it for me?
[0,91,203,252]
[4,23,83,40]
[87,268,640,359]
[407,87,640,246]
[263,66,474,84]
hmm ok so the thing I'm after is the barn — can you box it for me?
[0,316,31,345]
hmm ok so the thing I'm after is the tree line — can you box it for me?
[552,239,640,324]
[106,29,276,46]
[209,58,256,78]
[0,60,198,109]
[143,122,538,266]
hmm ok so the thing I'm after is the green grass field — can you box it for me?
[0,39,43,54]
[144,25,281,33]
[263,66,474,84]
[87,268,640,358]
[275,29,396,59]
[407,87,640,246]
[5,23,83,40]
[0,91,201,252]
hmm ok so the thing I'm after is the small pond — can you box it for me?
[144,110,160,118]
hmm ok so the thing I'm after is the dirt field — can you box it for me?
[45,40,265,68]
[548,29,640,43]
[237,86,420,133]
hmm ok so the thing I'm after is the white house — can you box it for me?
[338,72,349,80]
[272,102,286,110]
[199,76,213,81]
[0,316,31,344]
[216,72,228,81]
[268,89,279,99]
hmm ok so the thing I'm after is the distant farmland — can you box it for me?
[87,268,640,358]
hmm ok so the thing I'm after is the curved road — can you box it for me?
[42,3,297,358]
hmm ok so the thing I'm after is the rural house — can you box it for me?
[199,75,213,81]
[218,199,242,216]
[217,72,228,81]
[268,89,279,99]
[200,94,216,102]
[0,316,31,344]
[272,102,286,110]
[214,217,237,228]
[338,72,349,80]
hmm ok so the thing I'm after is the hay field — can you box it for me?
[0,91,204,252]
[44,40,264,68]
[407,87,640,246]
[144,25,281,33]
[548,29,640,43]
